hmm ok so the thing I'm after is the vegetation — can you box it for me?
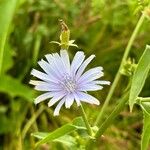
[0,0,150,149]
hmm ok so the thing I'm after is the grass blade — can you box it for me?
[0,0,18,75]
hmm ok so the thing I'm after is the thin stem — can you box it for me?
[61,43,69,50]
[95,93,129,138]
[94,71,121,125]
[32,34,41,66]
[0,35,7,75]
[80,104,93,136]
[86,93,129,150]
[22,105,44,139]
[95,13,145,126]
[137,97,150,103]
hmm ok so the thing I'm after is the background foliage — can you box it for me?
[0,0,150,149]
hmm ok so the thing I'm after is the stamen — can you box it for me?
[60,74,76,93]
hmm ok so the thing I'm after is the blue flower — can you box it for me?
[30,50,110,116]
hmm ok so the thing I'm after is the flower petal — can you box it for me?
[78,67,103,84]
[45,54,53,63]
[76,55,95,79]
[34,92,53,104]
[48,91,65,107]
[65,94,74,108]
[60,50,70,74]
[54,98,65,116]
[78,84,103,91]
[76,92,100,105]
[71,51,85,75]
[31,69,57,83]
[38,59,60,81]
[72,92,81,106]
[45,54,64,78]
[35,82,62,91]
[29,80,46,86]
[52,53,67,75]
[93,80,111,85]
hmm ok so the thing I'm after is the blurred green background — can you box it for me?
[0,0,150,149]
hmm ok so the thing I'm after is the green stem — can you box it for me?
[80,104,93,136]
[0,35,7,75]
[87,93,129,149]
[137,97,150,103]
[22,105,44,139]
[95,93,129,138]
[32,34,41,65]
[95,13,145,126]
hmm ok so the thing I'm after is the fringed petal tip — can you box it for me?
[48,101,53,107]
[95,100,100,105]
[95,80,111,85]
[34,100,38,105]
[106,81,111,85]
[65,105,71,109]
[29,80,34,85]
[30,69,36,76]
[103,81,111,85]
[53,99,65,116]
[89,98,100,105]
[54,112,59,116]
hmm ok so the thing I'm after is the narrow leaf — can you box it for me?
[2,44,14,74]
[140,101,150,116]
[32,132,48,139]
[32,132,77,148]
[141,112,150,150]
[53,135,77,148]
[129,45,150,111]
[72,116,86,127]
[35,124,77,147]
[0,0,18,74]
[35,117,86,147]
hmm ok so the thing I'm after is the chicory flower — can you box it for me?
[30,50,110,116]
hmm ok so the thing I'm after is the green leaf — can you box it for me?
[53,135,77,148]
[32,132,48,139]
[0,114,12,134]
[141,112,150,150]
[35,124,77,147]
[0,75,35,102]
[32,132,77,148]
[34,117,86,147]
[140,101,150,115]
[0,0,18,35]
[0,0,18,74]
[72,116,86,127]
[1,44,15,74]
[129,45,150,111]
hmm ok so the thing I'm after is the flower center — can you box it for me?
[61,74,76,93]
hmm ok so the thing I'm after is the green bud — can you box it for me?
[50,20,78,49]
[120,58,137,77]
[59,19,70,49]
[143,7,150,21]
